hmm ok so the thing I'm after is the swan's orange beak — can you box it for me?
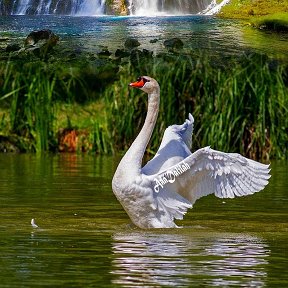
[129,78,145,88]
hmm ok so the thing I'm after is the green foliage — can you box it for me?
[251,12,288,31]
[0,62,56,152]
[0,53,287,159]
[103,53,288,160]
[219,0,288,19]
[0,60,110,152]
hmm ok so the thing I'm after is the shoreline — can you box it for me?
[0,46,287,159]
[217,0,288,32]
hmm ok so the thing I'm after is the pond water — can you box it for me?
[0,154,287,287]
[0,15,288,59]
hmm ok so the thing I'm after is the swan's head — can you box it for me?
[129,76,159,94]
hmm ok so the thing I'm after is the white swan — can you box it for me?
[112,76,270,229]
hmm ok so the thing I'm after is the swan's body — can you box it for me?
[112,76,270,229]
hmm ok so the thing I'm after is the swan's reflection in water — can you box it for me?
[111,230,269,287]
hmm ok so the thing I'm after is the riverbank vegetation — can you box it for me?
[220,0,288,19]
[251,13,288,32]
[0,50,287,160]
[219,0,288,32]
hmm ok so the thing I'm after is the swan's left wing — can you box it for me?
[146,146,270,213]
[142,114,194,175]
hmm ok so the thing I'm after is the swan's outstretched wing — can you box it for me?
[146,146,270,218]
[142,114,194,175]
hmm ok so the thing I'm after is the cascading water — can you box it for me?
[128,0,214,16]
[202,0,230,15]
[0,0,106,15]
[0,0,228,15]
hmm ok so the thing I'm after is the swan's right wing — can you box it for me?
[147,146,270,209]
[142,114,194,175]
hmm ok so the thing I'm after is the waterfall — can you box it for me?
[202,0,230,15]
[76,0,106,15]
[1,0,106,15]
[0,0,228,15]
[128,0,213,16]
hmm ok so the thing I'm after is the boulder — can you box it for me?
[97,49,112,58]
[105,0,128,15]
[150,39,158,43]
[163,38,184,50]
[25,29,59,46]
[24,29,59,57]
[115,48,130,58]
[124,38,141,49]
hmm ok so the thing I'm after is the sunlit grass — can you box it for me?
[251,12,288,31]
[219,0,288,19]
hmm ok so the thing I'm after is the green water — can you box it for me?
[0,154,287,287]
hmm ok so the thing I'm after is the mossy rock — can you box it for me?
[163,38,184,51]
[124,38,141,49]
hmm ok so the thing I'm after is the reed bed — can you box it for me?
[0,53,287,159]
[0,63,54,151]
[104,53,288,160]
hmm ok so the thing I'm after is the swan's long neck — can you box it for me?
[115,90,160,180]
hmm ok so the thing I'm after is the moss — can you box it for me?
[105,0,128,15]
[219,0,288,19]
[251,13,288,32]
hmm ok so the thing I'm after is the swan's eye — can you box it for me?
[142,77,150,84]
[137,77,150,84]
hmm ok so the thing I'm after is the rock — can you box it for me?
[24,29,59,57]
[115,48,130,58]
[124,38,141,49]
[5,43,21,53]
[105,0,128,15]
[97,49,112,58]
[150,39,158,43]
[25,29,59,46]
[164,38,184,50]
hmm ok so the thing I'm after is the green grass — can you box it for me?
[0,62,56,152]
[251,12,288,31]
[0,59,110,152]
[103,54,288,160]
[219,0,288,19]
[0,53,287,159]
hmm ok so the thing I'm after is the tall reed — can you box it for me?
[0,62,56,152]
[103,53,288,160]
[0,53,287,159]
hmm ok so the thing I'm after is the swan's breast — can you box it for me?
[112,176,161,228]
